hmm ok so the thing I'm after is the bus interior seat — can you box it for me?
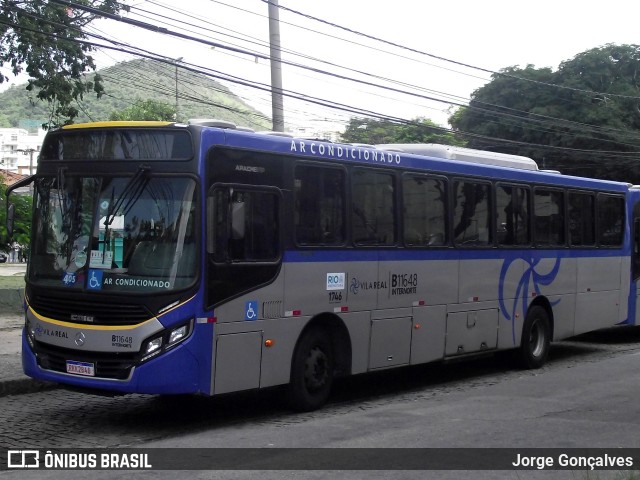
[128,241,195,277]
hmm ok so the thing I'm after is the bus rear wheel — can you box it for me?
[518,305,551,369]
[287,327,334,412]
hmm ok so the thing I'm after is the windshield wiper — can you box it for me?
[104,165,150,228]
[103,165,150,254]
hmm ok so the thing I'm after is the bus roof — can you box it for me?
[62,121,174,129]
[376,143,540,171]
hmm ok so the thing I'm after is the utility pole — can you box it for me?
[268,0,285,132]
[16,148,36,175]
[174,57,183,122]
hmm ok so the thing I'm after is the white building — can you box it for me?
[290,125,343,143]
[0,127,46,176]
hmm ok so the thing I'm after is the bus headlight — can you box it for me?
[145,337,163,355]
[140,319,193,363]
[25,318,35,349]
[168,324,188,345]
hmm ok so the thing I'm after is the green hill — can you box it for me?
[0,58,271,131]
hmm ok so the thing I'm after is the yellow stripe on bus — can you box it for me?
[25,293,197,330]
[62,121,174,130]
[28,306,156,331]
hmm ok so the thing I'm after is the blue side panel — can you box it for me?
[622,189,640,325]
[625,281,637,326]
[191,321,214,394]
[284,248,627,264]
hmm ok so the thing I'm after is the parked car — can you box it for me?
[0,252,7,263]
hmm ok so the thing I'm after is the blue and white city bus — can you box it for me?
[7,120,640,411]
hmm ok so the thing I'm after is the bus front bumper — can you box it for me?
[22,329,205,395]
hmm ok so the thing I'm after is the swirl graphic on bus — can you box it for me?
[499,256,561,344]
[349,277,359,295]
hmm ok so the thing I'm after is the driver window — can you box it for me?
[208,187,280,263]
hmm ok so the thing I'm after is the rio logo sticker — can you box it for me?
[326,273,345,291]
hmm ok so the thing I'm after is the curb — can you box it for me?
[0,378,58,397]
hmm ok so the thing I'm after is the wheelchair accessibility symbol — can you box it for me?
[87,269,103,290]
[245,301,258,321]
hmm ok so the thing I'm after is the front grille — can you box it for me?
[30,293,153,325]
[34,341,137,380]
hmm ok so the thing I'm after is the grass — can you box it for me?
[0,275,25,289]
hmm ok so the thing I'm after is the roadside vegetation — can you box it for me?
[0,274,25,289]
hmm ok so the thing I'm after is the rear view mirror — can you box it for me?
[6,203,15,238]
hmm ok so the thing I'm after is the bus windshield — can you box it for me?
[28,174,197,293]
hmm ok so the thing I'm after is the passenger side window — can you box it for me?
[534,188,565,247]
[496,184,530,246]
[453,180,491,246]
[352,169,396,245]
[294,165,346,246]
[403,174,447,246]
[598,195,624,247]
[568,192,595,246]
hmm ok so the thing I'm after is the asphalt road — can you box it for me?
[2,326,640,479]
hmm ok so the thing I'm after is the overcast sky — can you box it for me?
[4,0,640,131]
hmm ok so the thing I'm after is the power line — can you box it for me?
[116,0,640,146]
[4,2,640,159]
[266,0,640,101]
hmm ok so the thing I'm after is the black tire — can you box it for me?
[287,327,334,412]
[518,305,551,369]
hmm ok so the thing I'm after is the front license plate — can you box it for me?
[66,360,95,377]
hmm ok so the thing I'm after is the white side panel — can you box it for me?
[378,259,458,308]
[574,256,623,334]
[498,307,524,350]
[620,257,631,322]
[341,311,372,375]
[575,291,622,335]
[577,257,622,293]
[281,261,376,318]
[214,332,262,394]
[535,256,577,296]
[549,294,576,340]
[458,260,501,303]
[410,305,446,365]
[445,309,498,356]
[259,318,307,388]
[369,317,412,369]
[213,317,308,390]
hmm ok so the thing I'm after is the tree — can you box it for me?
[0,0,124,127]
[0,58,272,129]
[0,113,11,128]
[449,44,640,183]
[341,117,464,146]
[109,99,176,121]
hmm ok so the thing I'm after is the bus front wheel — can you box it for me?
[518,305,551,369]
[287,327,334,412]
